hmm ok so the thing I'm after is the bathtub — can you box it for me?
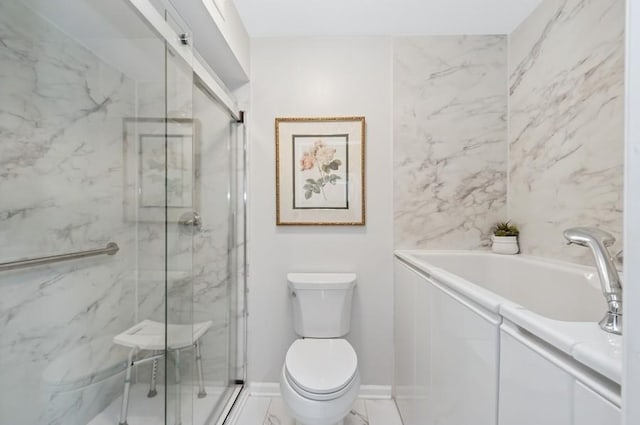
[398,250,606,319]
[394,250,622,425]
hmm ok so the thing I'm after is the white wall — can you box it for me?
[248,37,394,386]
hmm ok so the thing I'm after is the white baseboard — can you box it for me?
[248,382,281,397]
[358,385,393,399]
[247,382,392,399]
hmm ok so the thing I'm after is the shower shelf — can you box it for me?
[0,242,119,272]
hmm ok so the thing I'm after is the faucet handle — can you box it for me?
[563,227,616,247]
[563,227,622,334]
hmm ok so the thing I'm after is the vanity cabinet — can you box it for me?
[498,323,621,425]
[394,260,501,425]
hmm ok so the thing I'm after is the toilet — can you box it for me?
[280,273,360,425]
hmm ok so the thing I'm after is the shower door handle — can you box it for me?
[179,211,202,233]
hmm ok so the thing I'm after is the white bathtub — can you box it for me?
[394,250,622,425]
[395,250,622,381]
[400,250,606,321]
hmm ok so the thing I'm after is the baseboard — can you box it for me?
[358,385,393,399]
[247,382,392,399]
[248,382,281,397]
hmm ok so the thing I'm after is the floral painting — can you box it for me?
[276,116,365,225]
[293,136,348,209]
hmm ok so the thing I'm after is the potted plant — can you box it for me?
[491,222,520,254]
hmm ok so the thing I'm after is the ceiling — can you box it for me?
[233,0,542,37]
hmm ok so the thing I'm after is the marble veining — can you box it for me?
[394,36,508,249]
[508,0,625,264]
[0,2,139,424]
[1,2,243,424]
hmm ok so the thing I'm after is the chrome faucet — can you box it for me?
[563,227,622,335]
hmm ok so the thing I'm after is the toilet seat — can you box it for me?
[284,338,357,400]
[285,367,357,402]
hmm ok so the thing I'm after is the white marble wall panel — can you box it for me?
[394,36,508,249]
[0,1,141,423]
[508,0,625,264]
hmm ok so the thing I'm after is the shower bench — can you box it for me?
[113,319,213,425]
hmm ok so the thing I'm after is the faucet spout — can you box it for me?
[563,227,622,335]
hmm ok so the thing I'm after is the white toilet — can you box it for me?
[280,273,360,425]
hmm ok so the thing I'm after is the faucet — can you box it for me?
[563,227,623,335]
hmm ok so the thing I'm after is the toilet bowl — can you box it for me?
[280,273,360,425]
[280,338,360,425]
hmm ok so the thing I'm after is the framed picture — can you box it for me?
[275,116,365,225]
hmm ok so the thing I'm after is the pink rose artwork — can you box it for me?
[299,140,342,200]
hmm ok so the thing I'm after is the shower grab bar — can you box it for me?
[0,242,119,272]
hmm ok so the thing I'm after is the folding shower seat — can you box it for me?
[113,320,213,425]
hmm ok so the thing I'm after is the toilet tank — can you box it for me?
[287,273,357,338]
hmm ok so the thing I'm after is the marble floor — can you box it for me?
[88,384,225,425]
[233,396,403,425]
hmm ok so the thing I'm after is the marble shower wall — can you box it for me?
[394,36,508,249]
[0,1,146,424]
[508,0,625,264]
[0,2,241,423]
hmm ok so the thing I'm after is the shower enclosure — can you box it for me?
[0,0,246,424]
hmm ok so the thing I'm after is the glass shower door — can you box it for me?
[0,0,242,422]
[162,11,197,425]
[129,4,243,424]
[164,57,241,425]
[190,80,241,424]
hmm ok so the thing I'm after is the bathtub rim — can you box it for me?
[394,250,623,384]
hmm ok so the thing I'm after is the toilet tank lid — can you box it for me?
[287,273,356,290]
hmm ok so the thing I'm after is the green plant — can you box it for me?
[492,221,520,237]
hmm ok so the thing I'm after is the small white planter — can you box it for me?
[491,235,519,255]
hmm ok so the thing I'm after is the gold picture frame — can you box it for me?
[275,116,365,225]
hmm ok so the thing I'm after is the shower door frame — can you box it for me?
[126,0,241,122]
